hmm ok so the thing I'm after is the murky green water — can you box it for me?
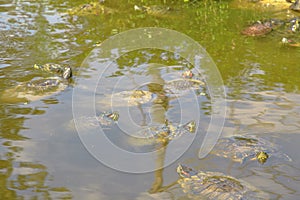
[1,0,300,199]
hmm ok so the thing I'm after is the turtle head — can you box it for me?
[134,5,147,12]
[62,66,72,79]
[182,70,193,79]
[256,151,269,164]
[184,121,196,133]
[107,111,119,121]
[177,164,197,178]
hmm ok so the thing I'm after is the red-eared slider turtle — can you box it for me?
[98,111,119,126]
[98,89,154,108]
[177,164,269,200]
[2,64,72,103]
[68,1,115,16]
[68,111,119,132]
[241,19,284,36]
[182,70,194,79]
[164,70,206,95]
[127,120,196,146]
[2,77,70,103]
[134,5,173,17]
[211,135,292,164]
[165,78,205,95]
[34,63,72,79]
[114,90,154,105]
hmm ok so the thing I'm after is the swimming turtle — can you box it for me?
[241,19,284,36]
[127,120,196,147]
[33,63,72,79]
[97,111,119,126]
[211,135,292,164]
[2,77,70,103]
[68,1,115,16]
[97,89,154,108]
[164,70,206,95]
[1,64,72,103]
[68,111,119,132]
[165,78,205,95]
[114,90,154,105]
[182,70,194,79]
[134,5,173,17]
[177,164,269,200]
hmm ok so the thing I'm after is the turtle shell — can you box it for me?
[68,2,115,16]
[127,120,195,147]
[2,77,68,102]
[211,135,292,164]
[177,164,269,200]
[98,90,154,108]
[241,21,273,36]
[67,111,119,132]
[134,5,173,17]
[98,111,119,126]
[164,78,205,94]
[34,63,72,79]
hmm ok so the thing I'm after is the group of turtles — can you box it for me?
[13,2,295,199]
[15,64,292,199]
[174,134,292,200]
[241,17,300,44]
[82,70,292,199]
[240,0,300,46]
[76,69,203,146]
[67,1,300,46]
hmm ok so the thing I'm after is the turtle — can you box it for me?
[134,5,173,17]
[241,19,284,36]
[1,64,72,103]
[164,70,206,95]
[2,77,70,103]
[68,111,119,132]
[117,90,154,105]
[164,78,206,95]
[97,89,155,108]
[290,0,300,11]
[182,70,194,79]
[127,120,196,147]
[68,1,115,16]
[98,111,119,125]
[211,135,292,164]
[177,164,269,200]
[33,63,72,79]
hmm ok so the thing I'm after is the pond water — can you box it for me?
[0,0,300,199]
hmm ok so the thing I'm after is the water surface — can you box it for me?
[0,0,300,199]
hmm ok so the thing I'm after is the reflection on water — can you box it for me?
[0,0,300,199]
[226,91,300,135]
